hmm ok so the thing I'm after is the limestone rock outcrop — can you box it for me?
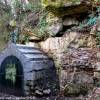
[39,30,100,96]
[41,0,92,36]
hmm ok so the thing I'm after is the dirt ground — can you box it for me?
[0,92,86,100]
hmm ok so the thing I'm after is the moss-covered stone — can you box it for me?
[46,4,92,17]
[63,83,93,97]
[42,0,81,8]
[42,0,92,17]
[46,12,63,36]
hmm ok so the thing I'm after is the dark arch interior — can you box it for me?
[0,55,24,96]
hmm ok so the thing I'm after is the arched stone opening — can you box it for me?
[0,55,24,96]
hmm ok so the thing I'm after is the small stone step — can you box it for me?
[24,53,47,59]
[24,54,48,60]
[23,52,43,54]
[18,49,42,54]
[16,44,39,49]
[29,58,49,61]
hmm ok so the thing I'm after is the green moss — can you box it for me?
[0,32,11,51]
[96,32,100,48]
[56,64,62,74]
[42,0,81,8]
[37,11,49,39]
[46,4,92,17]
[63,83,92,97]
[63,47,68,53]
[18,33,29,44]
[42,0,62,8]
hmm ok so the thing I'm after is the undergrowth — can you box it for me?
[96,32,100,48]
[38,11,49,39]
[0,32,11,51]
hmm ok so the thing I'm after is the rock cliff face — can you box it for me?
[37,0,100,96]
[10,0,100,97]
[41,0,92,36]
[39,31,100,96]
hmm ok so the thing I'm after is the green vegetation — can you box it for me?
[28,0,41,12]
[56,64,62,74]
[63,83,93,97]
[37,11,49,39]
[12,0,49,40]
[96,32,100,48]
[0,8,12,50]
[19,33,29,44]
[0,32,11,51]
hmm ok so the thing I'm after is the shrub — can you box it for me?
[96,32,100,48]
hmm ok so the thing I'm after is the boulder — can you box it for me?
[97,25,100,31]
[26,42,40,48]
[35,90,43,96]
[40,32,96,57]
[29,35,42,41]
[48,22,63,36]
[42,0,90,8]
[43,0,92,36]
[63,18,79,26]
[43,89,51,95]
[42,0,92,17]
[47,13,63,36]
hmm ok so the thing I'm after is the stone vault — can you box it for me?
[0,43,58,95]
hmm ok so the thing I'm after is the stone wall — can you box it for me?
[38,0,100,96]
[39,31,100,96]
[40,31,96,66]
